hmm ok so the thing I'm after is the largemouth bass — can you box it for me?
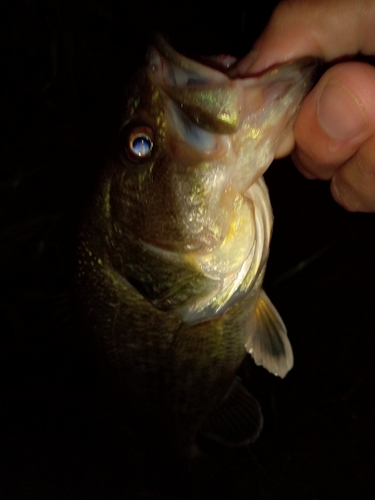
[77,35,314,456]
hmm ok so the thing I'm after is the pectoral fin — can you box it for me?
[245,290,293,378]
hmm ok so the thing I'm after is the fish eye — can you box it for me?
[125,126,154,163]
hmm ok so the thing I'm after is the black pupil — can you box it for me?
[131,135,152,157]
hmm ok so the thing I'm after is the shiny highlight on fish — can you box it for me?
[77,35,315,456]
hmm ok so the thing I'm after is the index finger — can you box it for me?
[236,0,375,74]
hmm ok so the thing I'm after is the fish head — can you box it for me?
[99,35,315,321]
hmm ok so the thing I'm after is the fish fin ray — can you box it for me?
[198,377,263,447]
[245,289,293,378]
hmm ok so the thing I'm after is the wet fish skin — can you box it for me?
[77,35,315,455]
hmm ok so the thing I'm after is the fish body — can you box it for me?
[77,36,314,456]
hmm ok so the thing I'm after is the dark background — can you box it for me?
[1,1,375,498]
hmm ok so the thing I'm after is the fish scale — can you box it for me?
[77,35,315,457]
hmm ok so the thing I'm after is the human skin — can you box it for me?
[234,0,375,212]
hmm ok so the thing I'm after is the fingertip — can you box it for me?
[234,50,259,77]
[243,0,324,73]
[243,0,375,74]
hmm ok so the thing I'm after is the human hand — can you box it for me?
[236,0,375,212]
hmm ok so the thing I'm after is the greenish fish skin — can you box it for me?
[77,35,315,456]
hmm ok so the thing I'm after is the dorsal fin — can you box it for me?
[245,290,293,378]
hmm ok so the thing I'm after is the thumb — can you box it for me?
[292,62,375,180]
[292,62,375,212]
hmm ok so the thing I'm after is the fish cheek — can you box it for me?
[111,154,183,246]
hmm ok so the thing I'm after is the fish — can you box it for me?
[76,34,315,458]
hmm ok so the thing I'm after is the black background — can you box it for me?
[1,1,375,498]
